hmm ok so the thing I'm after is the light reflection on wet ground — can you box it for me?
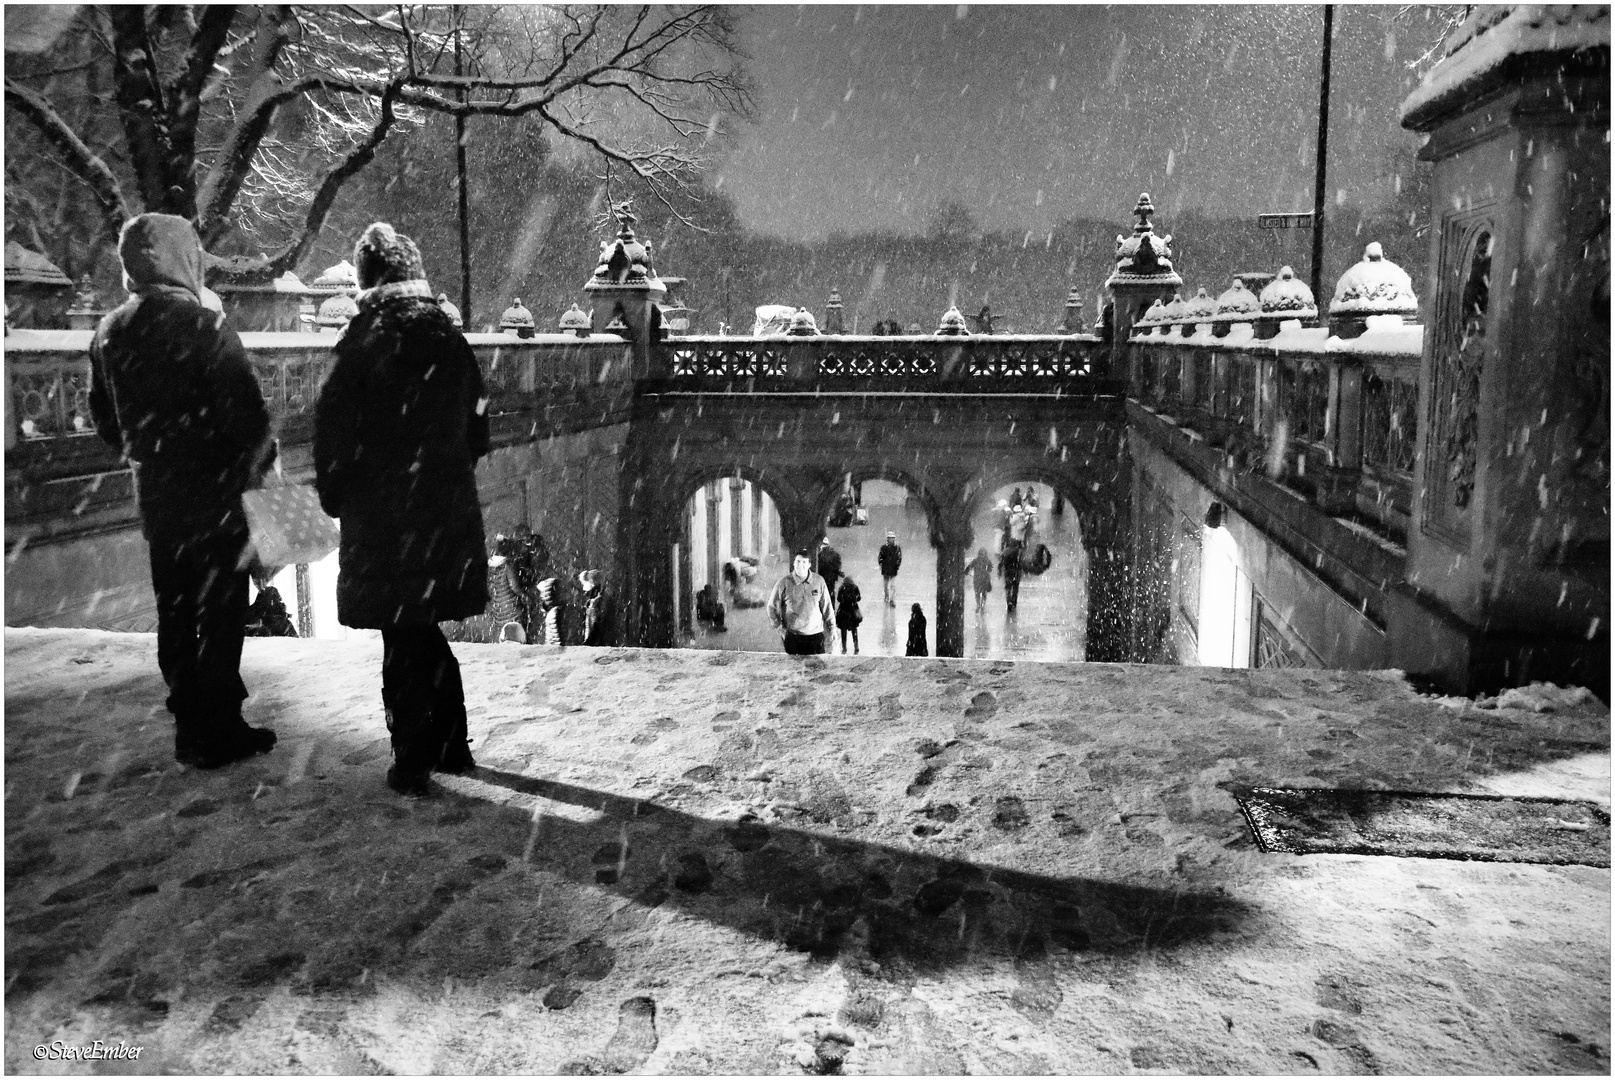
[681,483,1086,662]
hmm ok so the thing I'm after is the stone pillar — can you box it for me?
[678,506,694,633]
[749,483,763,558]
[1392,8,1610,696]
[1314,359,1364,514]
[583,212,668,377]
[295,564,312,637]
[728,478,745,562]
[1104,194,1184,387]
[705,482,723,593]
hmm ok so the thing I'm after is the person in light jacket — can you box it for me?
[767,550,835,655]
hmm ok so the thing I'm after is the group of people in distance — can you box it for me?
[764,531,928,657]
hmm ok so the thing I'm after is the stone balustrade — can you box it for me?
[1129,315,1422,539]
[660,332,1110,387]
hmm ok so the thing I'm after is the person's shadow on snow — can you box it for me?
[458,767,1254,971]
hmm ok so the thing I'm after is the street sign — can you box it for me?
[1259,212,1315,229]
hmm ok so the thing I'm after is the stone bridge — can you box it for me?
[616,383,1133,659]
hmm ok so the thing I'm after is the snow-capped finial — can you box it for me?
[1132,192,1156,235]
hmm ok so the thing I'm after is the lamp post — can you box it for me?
[1310,4,1335,306]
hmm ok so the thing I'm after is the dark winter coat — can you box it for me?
[878,540,903,578]
[313,292,490,628]
[835,578,862,631]
[818,545,843,587]
[906,608,928,656]
[966,552,994,595]
[89,292,274,526]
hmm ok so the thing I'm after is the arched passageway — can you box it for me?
[963,482,1088,662]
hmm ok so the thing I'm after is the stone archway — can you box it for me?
[811,464,947,656]
[961,462,1133,662]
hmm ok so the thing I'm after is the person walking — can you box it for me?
[314,222,489,797]
[767,550,834,655]
[835,575,863,654]
[88,213,279,769]
[877,530,903,606]
[965,547,994,616]
[906,603,929,656]
[817,537,843,600]
[1001,541,1023,614]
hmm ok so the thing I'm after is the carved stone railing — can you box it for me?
[658,333,1111,389]
[1129,318,1423,539]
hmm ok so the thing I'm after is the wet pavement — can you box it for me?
[683,483,1087,662]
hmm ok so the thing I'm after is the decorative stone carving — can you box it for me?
[500,298,536,338]
[309,260,359,296]
[935,306,970,336]
[824,290,845,334]
[1330,242,1418,337]
[1104,193,1183,289]
[559,302,591,338]
[786,309,820,336]
[316,292,357,333]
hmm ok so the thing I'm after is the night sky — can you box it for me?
[715,5,1457,239]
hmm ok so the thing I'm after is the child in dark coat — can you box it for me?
[906,603,928,656]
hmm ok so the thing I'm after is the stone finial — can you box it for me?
[1106,194,1182,289]
[316,292,357,332]
[786,309,821,336]
[586,211,664,295]
[1259,265,1318,318]
[500,298,536,337]
[1131,192,1156,235]
[936,305,970,336]
[1062,286,1086,333]
[824,289,845,334]
[1213,278,1261,322]
[1185,287,1217,322]
[1330,242,1419,317]
[559,302,591,337]
[1135,298,1169,334]
[310,259,359,295]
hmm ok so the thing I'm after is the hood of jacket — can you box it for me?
[118,213,204,305]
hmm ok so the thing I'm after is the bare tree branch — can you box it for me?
[196,6,299,241]
[250,80,403,277]
[4,76,132,237]
[108,5,172,211]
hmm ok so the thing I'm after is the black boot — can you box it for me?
[385,707,437,797]
[433,682,475,775]
[179,717,277,769]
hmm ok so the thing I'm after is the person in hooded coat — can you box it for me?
[906,603,929,657]
[89,214,278,769]
[314,223,489,796]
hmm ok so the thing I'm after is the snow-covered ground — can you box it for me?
[4,628,1608,1074]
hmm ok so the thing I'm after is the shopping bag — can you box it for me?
[241,480,340,568]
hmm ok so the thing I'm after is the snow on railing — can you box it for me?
[661,333,1107,382]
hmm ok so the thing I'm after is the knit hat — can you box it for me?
[353,222,424,290]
